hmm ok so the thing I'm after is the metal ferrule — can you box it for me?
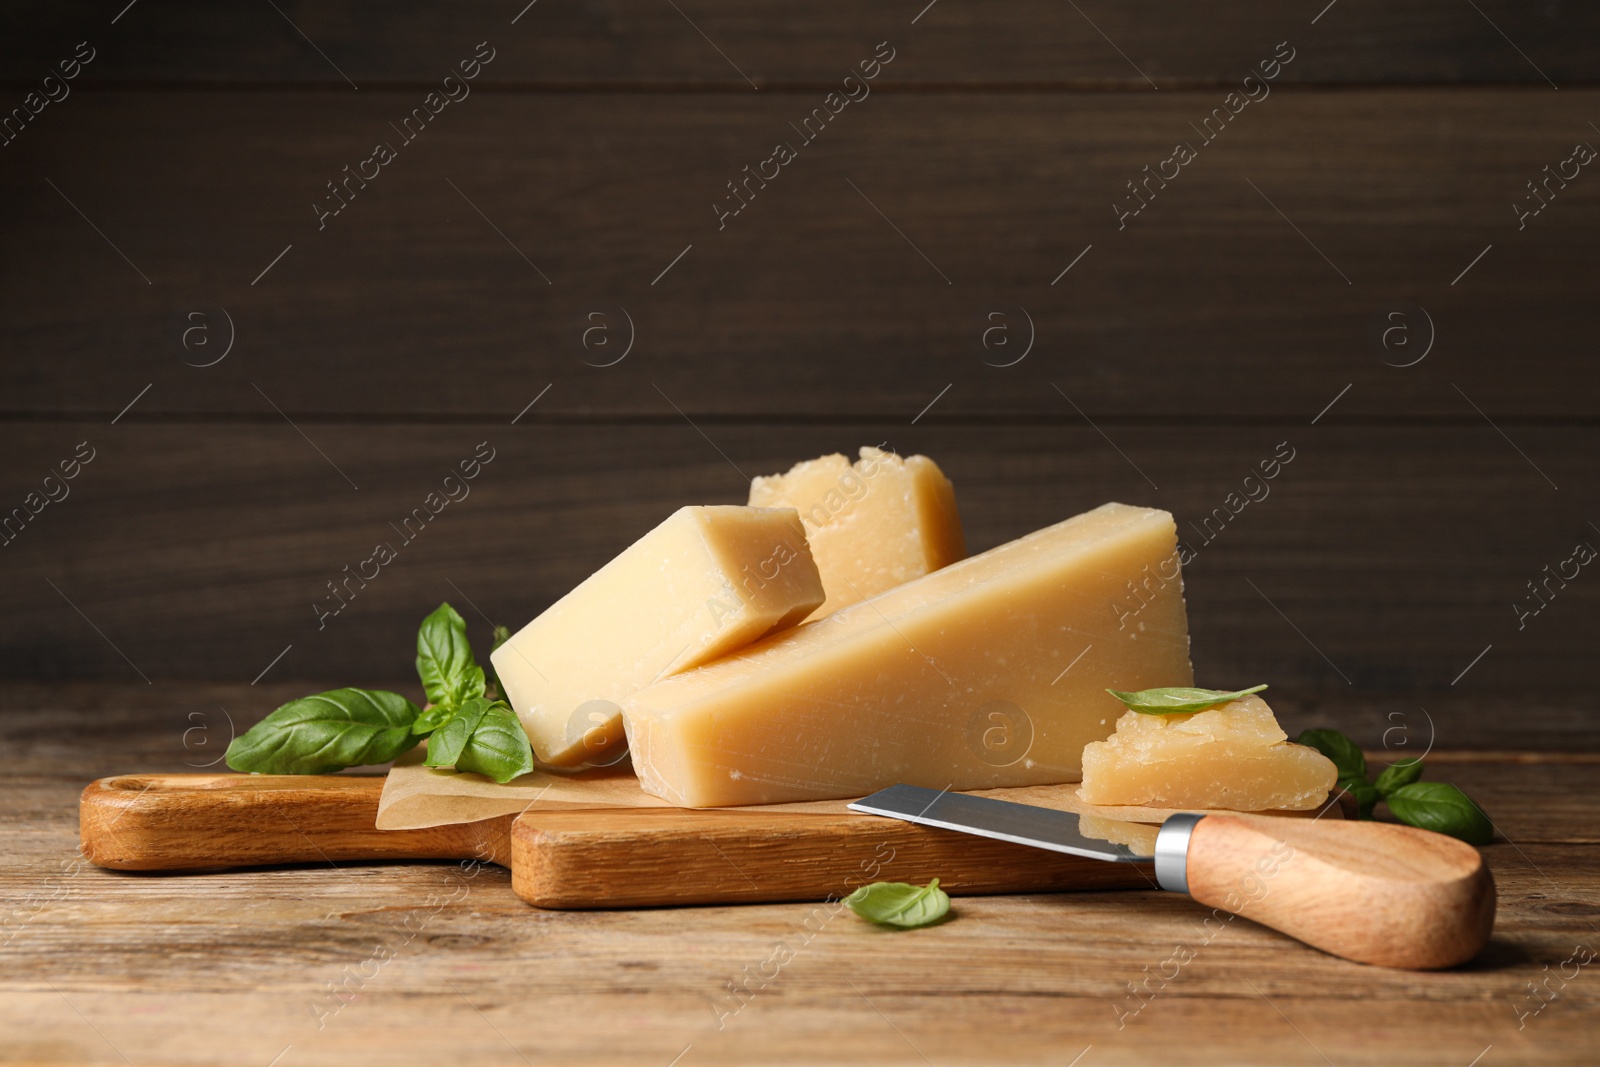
[1154,813,1205,894]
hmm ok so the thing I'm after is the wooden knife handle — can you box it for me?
[1178,813,1495,969]
[80,774,511,870]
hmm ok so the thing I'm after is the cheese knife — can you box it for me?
[849,784,1495,969]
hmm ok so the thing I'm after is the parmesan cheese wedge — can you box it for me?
[491,506,824,767]
[623,502,1193,806]
[748,447,966,619]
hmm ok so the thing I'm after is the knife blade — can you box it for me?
[848,782,1174,869]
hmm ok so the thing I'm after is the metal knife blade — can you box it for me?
[848,784,1153,862]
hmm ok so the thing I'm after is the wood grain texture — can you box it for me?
[1183,813,1496,969]
[78,773,513,869]
[2,91,1598,418]
[75,772,1154,904]
[3,1,1595,86]
[511,806,1153,908]
[7,689,1599,1065]
[3,424,1594,696]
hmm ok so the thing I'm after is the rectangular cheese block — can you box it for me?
[748,447,966,619]
[622,502,1193,806]
[491,505,825,767]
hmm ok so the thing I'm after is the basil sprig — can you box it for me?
[224,688,422,774]
[417,603,486,712]
[226,603,534,782]
[1106,684,1268,715]
[410,604,534,782]
[424,696,494,767]
[424,696,535,783]
[844,879,951,928]
[410,700,459,737]
[1296,728,1492,845]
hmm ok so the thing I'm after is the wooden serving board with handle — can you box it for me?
[80,773,1156,907]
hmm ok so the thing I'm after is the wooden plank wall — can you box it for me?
[2,3,1596,720]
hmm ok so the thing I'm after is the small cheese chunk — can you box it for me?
[1078,696,1337,811]
[491,506,824,767]
[623,502,1193,806]
[748,447,966,618]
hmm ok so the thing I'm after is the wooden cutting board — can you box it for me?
[80,773,1157,907]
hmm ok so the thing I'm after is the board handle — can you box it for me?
[80,774,510,870]
[1160,813,1495,969]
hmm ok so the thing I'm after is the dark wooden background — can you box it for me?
[2,2,1596,740]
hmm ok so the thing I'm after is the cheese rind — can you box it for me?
[748,447,966,618]
[1078,696,1338,811]
[622,502,1194,806]
[491,506,824,767]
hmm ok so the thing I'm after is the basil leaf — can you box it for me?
[456,665,487,706]
[1296,728,1367,781]
[1385,782,1493,846]
[424,697,492,769]
[424,698,535,784]
[487,624,512,701]
[844,879,951,928]
[1373,758,1424,797]
[225,688,420,774]
[416,603,485,709]
[1105,684,1268,715]
[1338,775,1379,819]
[410,702,459,737]
[455,703,536,784]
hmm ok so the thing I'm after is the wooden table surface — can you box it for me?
[5,682,1597,1066]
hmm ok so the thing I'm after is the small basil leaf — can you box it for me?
[487,624,512,701]
[424,697,492,769]
[1105,684,1268,715]
[1296,728,1367,781]
[410,702,459,737]
[225,688,420,774]
[1338,775,1380,819]
[416,603,485,709]
[454,703,536,784]
[1373,758,1424,797]
[1385,782,1494,846]
[844,879,951,928]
